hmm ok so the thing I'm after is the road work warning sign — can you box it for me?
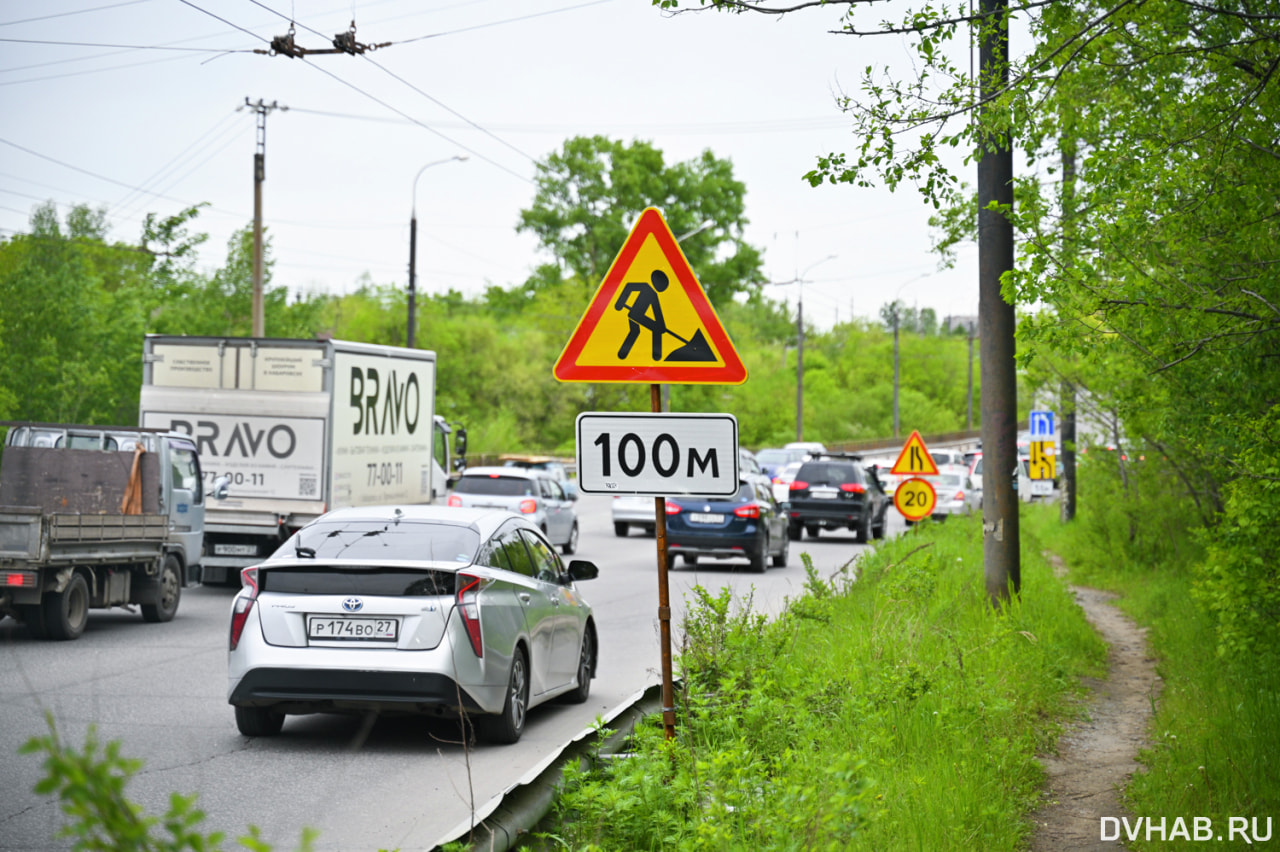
[553,207,747,384]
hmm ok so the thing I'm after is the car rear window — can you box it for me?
[453,475,536,497]
[272,521,481,562]
[258,565,457,596]
[796,462,864,486]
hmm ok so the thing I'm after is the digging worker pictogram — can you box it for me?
[614,270,670,360]
[611,269,717,363]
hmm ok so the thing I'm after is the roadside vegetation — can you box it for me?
[1024,455,1280,851]
[522,517,1105,851]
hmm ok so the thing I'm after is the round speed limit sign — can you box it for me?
[894,476,937,522]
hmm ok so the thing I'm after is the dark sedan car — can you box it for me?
[664,479,789,573]
[787,454,890,542]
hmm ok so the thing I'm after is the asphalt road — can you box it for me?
[0,495,904,852]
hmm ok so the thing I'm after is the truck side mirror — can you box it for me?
[454,428,467,460]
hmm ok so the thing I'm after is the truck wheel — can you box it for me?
[235,705,284,737]
[614,522,628,537]
[142,555,182,623]
[43,572,89,641]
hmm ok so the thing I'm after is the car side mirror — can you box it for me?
[565,481,579,501]
[211,475,230,500]
[565,559,599,582]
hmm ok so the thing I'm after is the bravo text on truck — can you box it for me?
[139,336,464,585]
[0,423,214,640]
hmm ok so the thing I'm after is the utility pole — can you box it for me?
[967,321,976,430]
[1060,137,1079,522]
[243,98,285,338]
[892,303,901,437]
[796,291,805,441]
[978,0,1020,606]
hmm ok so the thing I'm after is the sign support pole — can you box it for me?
[650,383,677,740]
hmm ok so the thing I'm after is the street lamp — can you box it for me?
[408,155,467,348]
[794,255,837,442]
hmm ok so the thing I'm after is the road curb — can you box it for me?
[431,682,666,851]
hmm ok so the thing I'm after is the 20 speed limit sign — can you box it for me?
[575,412,739,497]
[894,477,937,522]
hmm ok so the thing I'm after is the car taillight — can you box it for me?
[229,566,259,651]
[665,501,681,515]
[954,490,966,501]
[790,480,808,491]
[456,573,483,657]
[840,483,866,494]
[733,502,761,519]
[519,499,538,514]
[448,494,462,507]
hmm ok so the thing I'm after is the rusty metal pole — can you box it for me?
[651,383,676,739]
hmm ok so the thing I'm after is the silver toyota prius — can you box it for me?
[227,505,599,744]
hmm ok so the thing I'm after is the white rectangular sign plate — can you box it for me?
[576,413,739,497]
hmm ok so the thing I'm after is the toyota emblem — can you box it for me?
[341,597,364,613]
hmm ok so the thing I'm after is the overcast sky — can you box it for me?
[0,0,982,331]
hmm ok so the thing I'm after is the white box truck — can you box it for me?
[139,336,463,584]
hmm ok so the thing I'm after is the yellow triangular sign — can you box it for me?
[890,430,940,475]
[553,207,747,384]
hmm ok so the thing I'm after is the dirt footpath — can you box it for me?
[1030,566,1163,851]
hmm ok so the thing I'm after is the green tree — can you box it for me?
[517,136,765,304]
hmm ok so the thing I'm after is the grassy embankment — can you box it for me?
[1023,465,1280,851]
[525,514,1107,851]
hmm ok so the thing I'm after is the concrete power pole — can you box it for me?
[892,304,901,437]
[978,0,1020,606]
[795,292,805,442]
[244,98,285,338]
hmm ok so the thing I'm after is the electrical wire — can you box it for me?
[0,36,255,54]
[0,0,152,28]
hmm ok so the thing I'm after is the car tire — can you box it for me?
[748,535,767,573]
[235,705,284,737]
[43,572,89,641]
[478,648,529,745]
[856,511,872,543]
[562,628,595,704]
[771,533,789,568]
[141,555,182,623]
[805,524,820,539]
[682,553,698,566]
[562,522,579,556]
[788,521,801,541]
[874,508,887,540]
[614,522,628,537]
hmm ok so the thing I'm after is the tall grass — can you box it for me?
[1025,455,1280,851]
[537,515,1105,850]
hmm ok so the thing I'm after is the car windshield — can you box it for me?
[454,475,537,496]
[273,521,481,563]
[796,462,863,486]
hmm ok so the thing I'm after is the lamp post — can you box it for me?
[763,255,836,441]
[408,155,467,348]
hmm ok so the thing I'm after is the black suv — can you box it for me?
[786,453,890,542]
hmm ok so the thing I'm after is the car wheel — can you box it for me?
[479,648,529,744]
[235,705,284,736]
[682,553,698,566]
[874,509,887,540]
[805,524,820,539]
[43,572,90,641]
[562,628,596,704]
[748,535,767,573]
[142,555,182,623]
[771,532,789,568]
[614,522,628,537]
[788,521,801,541]
[562,522,579,556]
[856,511,871,543]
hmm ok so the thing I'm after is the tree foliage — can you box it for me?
[517,135,765,304]
[655,0,1280,657]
